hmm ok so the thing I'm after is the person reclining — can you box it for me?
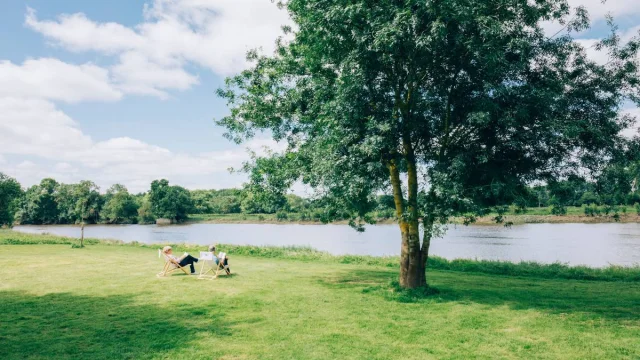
[162,246,199,275]
[209,245,231,275]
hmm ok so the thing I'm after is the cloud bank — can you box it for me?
[1,0,639,193]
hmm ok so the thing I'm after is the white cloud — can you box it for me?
[1,1,291,191]
[24,8,142,54]
[542,0,640,38]
[25,0,291,97]
[0,97,92,156]
[621,107,640,138]
[568,0,640,22]
[575,24,640,65]
[16,161,37,170]
[111,52,199,98]
[0,58,122,103]
[0,97,282,192]
[53,162,77,173]
[574,39,609,64]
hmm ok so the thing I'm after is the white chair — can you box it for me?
[197,251,224,280]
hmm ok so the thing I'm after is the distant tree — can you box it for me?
[550,197,568,216]
[73,181,101,247]
[0,173,22,227]
[102,184,139,224]
[216,189,244,197]
[217,0,640,288]
[240,192,263,214]
[578,192,599,206]
[240,189,287,214]
[54,183,78,224]
[73,181,101,224]
[189,189,244,214]
[190,189,215,214]
[285,194,306,212]
[137,194,155,224]
[548,176,591,207]
[149,179,192,222]
[376,195,396,211]
[18,178,60,225]
[596,165,633,205]
[530,186,550,208]
[209,195,242,214]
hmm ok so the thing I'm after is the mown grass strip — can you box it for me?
[2,229,638,282]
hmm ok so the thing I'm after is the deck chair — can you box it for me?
[157,249,191,277]
[197,251,227,280]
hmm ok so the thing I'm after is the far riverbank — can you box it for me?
[187,212,640,225]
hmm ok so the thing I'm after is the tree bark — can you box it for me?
[388,157,426,289]
[80,222,84,248]
[419,219,433,287]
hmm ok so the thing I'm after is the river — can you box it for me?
[13,222,640,267]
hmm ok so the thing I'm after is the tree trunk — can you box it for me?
[419,220,433,286]
[399,223,425,288]
[80,222,84,248]
[387,158,427,289]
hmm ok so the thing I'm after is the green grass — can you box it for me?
[2,230,639,282]
[1,242,639,360]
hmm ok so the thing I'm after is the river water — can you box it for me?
[13,223,640,267]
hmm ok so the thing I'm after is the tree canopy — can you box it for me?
[217,0,640,288]
[149,179,193,222]
[102,184,139,224]
[19,178,60,225]
[0,173,22,227]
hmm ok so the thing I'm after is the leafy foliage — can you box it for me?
[136,194,155,224]
[149,179,192,222]
[18,178,60,225]
[0,173,22,227]
[73,181,102,224]
[217,0,640,287]
[102,184,139,224]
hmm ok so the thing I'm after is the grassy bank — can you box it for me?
[1,240,639,359]
[187,206,640,226]
[2,230,639,282]
[185,213,382,225]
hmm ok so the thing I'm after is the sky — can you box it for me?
[1,0,640,194]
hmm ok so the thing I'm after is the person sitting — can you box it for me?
[162,246,199,275]
[209,245,231,275]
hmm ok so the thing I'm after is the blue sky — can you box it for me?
[1,0,639,193]
[1,1,230,151]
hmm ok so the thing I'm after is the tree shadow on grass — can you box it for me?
[318,269,640,320]
[0,291,229,360]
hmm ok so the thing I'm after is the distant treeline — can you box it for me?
[0,171,639,226]
[513,173,640,215]
[0,175,352,226]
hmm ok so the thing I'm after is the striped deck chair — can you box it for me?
[157,249,191,277]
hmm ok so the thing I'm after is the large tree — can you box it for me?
[217,0,640,288]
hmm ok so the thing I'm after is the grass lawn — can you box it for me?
[1,243,639,359]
